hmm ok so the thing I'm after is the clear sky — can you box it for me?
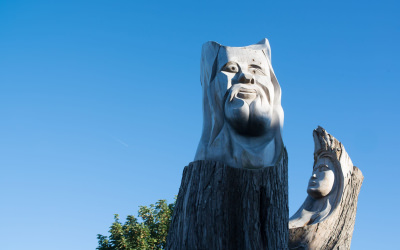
[0,0,399,249]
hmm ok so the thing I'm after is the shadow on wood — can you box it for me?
[166,149,288,250]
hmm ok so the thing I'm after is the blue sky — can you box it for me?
[0,0,399,249]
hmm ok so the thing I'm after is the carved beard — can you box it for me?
[224,84,273,137]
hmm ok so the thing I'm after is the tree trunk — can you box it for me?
[166,149,288,250]
[289,166,364,250]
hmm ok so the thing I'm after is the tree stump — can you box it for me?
[166,149,288,250]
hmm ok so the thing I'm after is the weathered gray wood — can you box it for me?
[288,127,364,250]
[289,166,363,250]
[195,39,285,169]
[166,149,288,250]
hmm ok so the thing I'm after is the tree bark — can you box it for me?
[289,166,363,250]
[166,149,288,250]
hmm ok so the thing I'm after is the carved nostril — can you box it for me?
[239,73,255,84]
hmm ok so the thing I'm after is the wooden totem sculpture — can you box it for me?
[167,39,288,249]
[166,40,363,250]
[289,127,363,249]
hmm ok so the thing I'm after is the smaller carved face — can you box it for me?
[307,157,335,199]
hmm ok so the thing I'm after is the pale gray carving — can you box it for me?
[166,39,288,250]
[194,39,284,169]
[289,127,363,249]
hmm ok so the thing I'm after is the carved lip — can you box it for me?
[236,88,257,100]
[237,92,256,100]
[238,88,257,94]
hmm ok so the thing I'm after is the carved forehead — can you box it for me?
[314,157,334,168]
[217,47,269,68]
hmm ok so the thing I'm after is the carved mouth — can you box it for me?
[238,88,257,93]
[236,88,257,100]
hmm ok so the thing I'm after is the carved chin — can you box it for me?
[307,186,332,199]
[224,96,272,136]
[307,188,324,199]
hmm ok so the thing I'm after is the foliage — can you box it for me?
[97,199,175,250]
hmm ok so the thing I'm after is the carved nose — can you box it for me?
[239,73,255,84]
[312,173,317,179]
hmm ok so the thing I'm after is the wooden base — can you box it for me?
[166,149,288,250]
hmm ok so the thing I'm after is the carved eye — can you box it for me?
[249,65,266,75]
[313,164,329,172]
[222,62,239,73]
[319,165,329,171]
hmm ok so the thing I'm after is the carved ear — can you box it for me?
[200,41,221,86]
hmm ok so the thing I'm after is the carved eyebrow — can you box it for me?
[313,164,329,170]
[249,64,262,69]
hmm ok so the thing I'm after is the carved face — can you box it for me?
[307,157,335,199]
[213,47,275,137]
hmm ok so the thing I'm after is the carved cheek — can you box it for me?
[256,76,274,104]
[213,73,233,102]
[217,72,234,90]
[319,170,335,196]
[255,75,268,86]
